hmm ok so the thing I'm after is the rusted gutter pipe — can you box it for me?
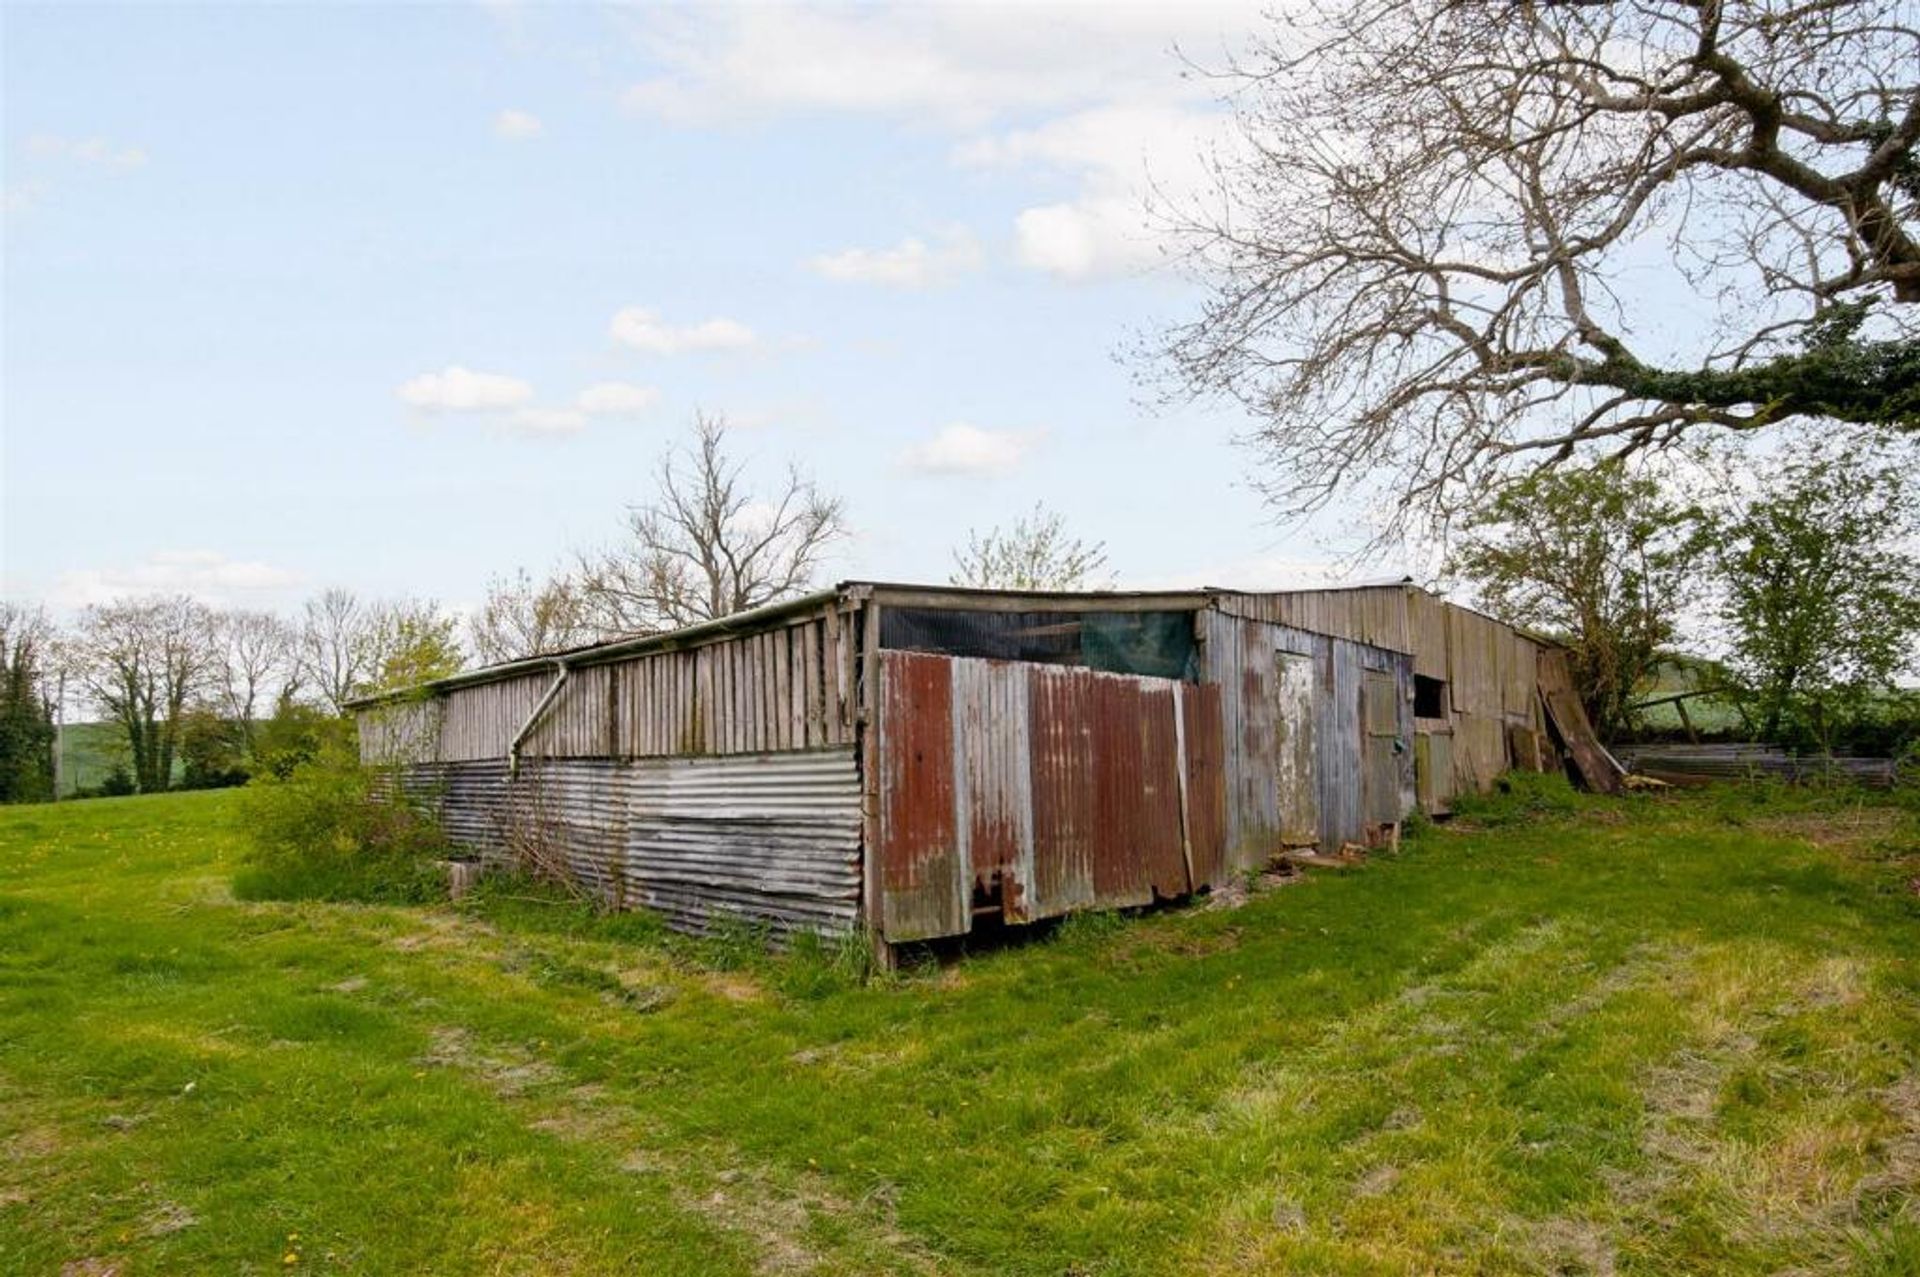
[508,659,570,777]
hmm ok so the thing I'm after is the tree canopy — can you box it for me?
[1160,0,1919,533]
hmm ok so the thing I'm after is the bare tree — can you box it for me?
[74,596,218,793]
[1158,0,1919,536]
[295,588,373,714]
[577,414,847,634]
[950,503,1112,591]
[469,568,593,665]
[214,609,294,745]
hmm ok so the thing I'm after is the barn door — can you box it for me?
[1274,652,1319,847]
[1362,669,1402,828]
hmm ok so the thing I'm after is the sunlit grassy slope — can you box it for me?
[2,782,1917,1275]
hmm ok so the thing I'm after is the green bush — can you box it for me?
[231,733,447,904]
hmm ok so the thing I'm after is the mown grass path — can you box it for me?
[2,786,1917,1274]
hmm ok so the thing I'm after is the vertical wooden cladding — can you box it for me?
[875,651,1224,944]
[1362,667,1404,827]
[370,603,863,767]
[437,671,548,762]
[1200,612,1414,862]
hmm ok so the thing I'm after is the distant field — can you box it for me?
[1,784,1917,1274]
[52,721,181,796]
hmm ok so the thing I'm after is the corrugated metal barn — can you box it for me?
[355,580,1590,952]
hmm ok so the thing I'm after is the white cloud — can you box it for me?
[900,423,1035,477]
[619,4,1257,128]
[27,134,148,167]
[493,109,544,140]
[616,6,1246,281]
[609,306,757,355]
[54,551,301,609]
[396,365,535,413]
[510,407,588,435]
[806,227,983,288]
[2,179,51,216]
[575,381,660,416]
[961,104,1233,280]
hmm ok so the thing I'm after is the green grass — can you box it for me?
[2,784,1917,1274]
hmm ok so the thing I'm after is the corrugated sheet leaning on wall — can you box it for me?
[392,750,862,935]
[872,650,1227,943]
[1199,611,1415,865]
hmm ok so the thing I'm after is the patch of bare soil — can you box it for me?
[1352,1164,1400,1199]
[1523,1215,1617,1276]
[1202,866,1301,912]
[702,973,766,1004]
[139,1200,197,1238]
[418,1026,560,1098]
[1752,807,1907,853]
[58,1259,122,1277]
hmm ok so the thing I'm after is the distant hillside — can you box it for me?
[52,722,182,796]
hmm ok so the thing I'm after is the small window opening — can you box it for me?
[1414,674,1448,719]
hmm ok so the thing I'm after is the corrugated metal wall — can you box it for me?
[1199,612,1414,864]
[872,651,1227,943]
[1217,587,1548,808]
[395,750,862,936]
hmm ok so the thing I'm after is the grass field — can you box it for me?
[2,783,1917,1275]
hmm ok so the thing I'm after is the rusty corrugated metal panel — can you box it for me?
[874,651,1225,941]
[1179,684,1228,889]
[951,657,1036,922]
[1087,674,1187,906]
[875,651,966,942]
[1025,662,1098,920]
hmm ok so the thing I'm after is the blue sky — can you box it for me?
[2,1,1379,618]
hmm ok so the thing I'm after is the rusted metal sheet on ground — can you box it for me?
[875,651,965,942]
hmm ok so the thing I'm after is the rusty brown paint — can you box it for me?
[875,650,1232,942]
[875,651,966,941]
[1089,677,1187,904]
[1026,663,1098,918]
[952,658,1033,923]
[1180,684,1228,890]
